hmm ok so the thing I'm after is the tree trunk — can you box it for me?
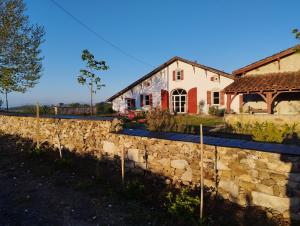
[5,90,8,111]
[90,83,93,116]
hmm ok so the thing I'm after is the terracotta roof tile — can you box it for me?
[225,71,300,93]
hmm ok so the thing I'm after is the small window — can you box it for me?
[210,75,219,82]
[176,71,182,80]
[126,99,131,109]
[126,98,135,109]
[145,95,150,106]
[213,92,220,105]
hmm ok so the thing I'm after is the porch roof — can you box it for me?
[224,71,300,94]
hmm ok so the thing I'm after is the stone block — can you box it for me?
[127,148,141,162]
[251,191,292,213]
[255,184,274,195]
[216,160,229,170]
[171,159,189,170]
[158,158,170,167]
[103,141,118,155]
[219,180,239,198]
[181,169,193,182]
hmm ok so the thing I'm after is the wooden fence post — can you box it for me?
[36,102,40,149]
[121,148,125,184]
[200,124,204,220]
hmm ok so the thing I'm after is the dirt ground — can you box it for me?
[0,134,289,226]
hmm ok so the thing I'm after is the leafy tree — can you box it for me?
[292,28,300,40]
[0,0,45,110]
[77,49,108,116]
[68,102,81,108]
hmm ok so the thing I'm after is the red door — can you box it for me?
[161,90,169,110]
[188,87,197,114]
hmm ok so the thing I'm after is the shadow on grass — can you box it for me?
[0,134,290,226]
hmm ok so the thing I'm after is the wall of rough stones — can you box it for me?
[0,115,299,222]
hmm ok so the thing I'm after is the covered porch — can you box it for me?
[224,71,300,114]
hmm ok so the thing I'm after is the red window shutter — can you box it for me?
[210,77,214,81]
[161,89,169,110]
[207,91,211,105]
[149,94,153,106]
[181,70,184,80]
[140,95,144,107]
[188,87,197,113]
[173,71,176,81]
[220,91,225,105]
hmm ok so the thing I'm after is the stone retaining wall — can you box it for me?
[0,115,299,222]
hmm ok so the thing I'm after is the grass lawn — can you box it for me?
[124,114,225,134]
[174,115,224,127]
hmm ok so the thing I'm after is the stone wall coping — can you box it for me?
[0,113,115,121]
[120,129,300,156]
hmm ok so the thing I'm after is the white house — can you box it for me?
[107,56,240,114]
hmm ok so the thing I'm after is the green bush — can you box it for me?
[252,122,284,143]
[12,105,54,115]
[230,121,298,143]
[208,106,225,117]
[146,108,176,132]
[165,188,200,224]
[95,102,114,114]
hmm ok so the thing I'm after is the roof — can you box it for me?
[233,45,300,76]
[225,71,300,93]
[107,56,233,102]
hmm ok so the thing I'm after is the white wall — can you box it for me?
[112,69,168,113]
[112,59,238,114]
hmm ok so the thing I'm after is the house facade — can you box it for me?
[225,45,300,114]
[107,57,240,114]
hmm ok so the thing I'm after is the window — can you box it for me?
[173,70,184,81]
[172,89,187,113]
[176,71,182,80]
[126,98,135,109]
[213,92,220,105]
[145,95,150,106]
[210,75,219,82]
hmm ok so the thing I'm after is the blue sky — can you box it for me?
[6,0,300,106]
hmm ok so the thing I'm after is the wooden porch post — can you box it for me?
[226,94,232,114]
[265,92,273,114]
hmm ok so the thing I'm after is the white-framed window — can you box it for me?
[172,89,187,113]
[213,92,220,105]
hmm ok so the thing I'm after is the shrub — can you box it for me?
[208,106,225,117]
[165,188,200,224]
[95,102,114,114]
[251,122,297,143]
[146,108,176,132]
[199,100,205,114]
